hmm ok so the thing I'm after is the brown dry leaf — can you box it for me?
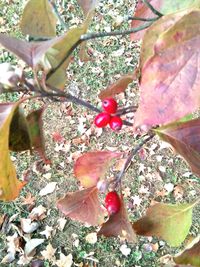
[41,243,56,263]
[21,192,36,206]
[173,185,184,200]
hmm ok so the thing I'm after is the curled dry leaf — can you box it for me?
[24,238,45,257]
[20,218,39,234]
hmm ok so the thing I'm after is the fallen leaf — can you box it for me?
[55,253,73,267]
[20,218,39,234]
[85,232,97,244]
[41,243,56,262]
[24,238,45,257]
[39,225,54,239]
[39,182,57,196]
[119,244,131,257]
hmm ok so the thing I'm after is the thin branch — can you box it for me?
[116,105,137,116]
[127,16,159,22]
[49,0,67,30]
[143,0,163,17]
[115,133,155,184]
[81,22,153,41]
[47,22,152,80]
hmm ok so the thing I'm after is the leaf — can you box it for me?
[0,103,26,201]
[98,195,136,242]
[74,151,121,188]
[98,74,135,100]
[24,238,45,257]
[133,202,197,247]
[140,10,188,69]
[39,182,57,196]
[134,10,200,131]
[9,106,32,152]
[0,33,58,68]
[26,108,47,162]
[20,0,57,37]
[174,235,200,266]
[55,253,73,267]
[57,187,104,226]
[155,118,200,177]
[45,25,89,89]
[77,0,98,15]
[20,218,39,234]
[130,0,200,41]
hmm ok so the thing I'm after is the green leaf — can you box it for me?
[0,102,26,201]
[26,108,48,162]
[20,0,57,37]
[9,107,32,152]
[174,235,200,266]
[133,202,197,247]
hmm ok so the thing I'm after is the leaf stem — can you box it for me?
[127,16,159,22]
[142,0,163,17]
[115,133,155,184]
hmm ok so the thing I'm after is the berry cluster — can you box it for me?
[94,98,123,131]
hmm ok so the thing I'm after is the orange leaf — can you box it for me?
[74,151,122,188]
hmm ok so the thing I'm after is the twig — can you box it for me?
[81,22,153,41]
[142,0,163,17]
[116,105,137,116]
[127,16,159,22]
[49,0,67,30]
[47,22,153,80]
[115,133,155,184]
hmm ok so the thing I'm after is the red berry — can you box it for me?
[109,116,123,131]
[102,98,118,114]
[105,191,121,215]
[94,112,111,128]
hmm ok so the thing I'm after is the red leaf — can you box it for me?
[98,195,136,242]
[130,0,161,41]
[130,0,200,41]
[57,187,104,226]
[155,118,200,178]
[134,10,200,131]
[98,74,135,100]
[74,151,122,188]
